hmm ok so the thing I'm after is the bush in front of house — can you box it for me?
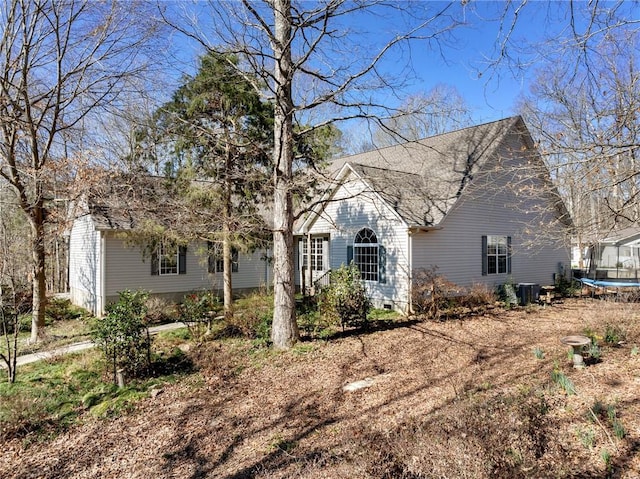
[411,266,462,319]
[319,263,370,329]
[412,268,497,319]
[92,290,152,384]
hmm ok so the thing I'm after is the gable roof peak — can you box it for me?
[326,116,530,227]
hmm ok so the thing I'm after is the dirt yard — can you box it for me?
[2,297,640,478]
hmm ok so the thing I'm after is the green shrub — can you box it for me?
[499,279,519,308]
[214,291,273,344]
[555,274,580,297]
[92,290,152,384]
[45,297,86,323]
[319,263,370,329]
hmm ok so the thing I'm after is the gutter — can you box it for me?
[409,225,443,233]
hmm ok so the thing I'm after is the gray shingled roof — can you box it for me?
[327,116,523,227]
[601,226,640,245]
[86,175,175,231]
[86,174,274,233]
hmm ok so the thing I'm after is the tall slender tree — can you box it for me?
[136,51,273,319]
[162,0,461,348]
[0,0,159,341]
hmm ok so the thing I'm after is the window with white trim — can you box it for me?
[208,242,239,273]
[160,243,178,275]
[354,228,378,281]
[151,242,186,276]
[483,235,511,275]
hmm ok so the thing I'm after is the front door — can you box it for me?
[299,236,329,292]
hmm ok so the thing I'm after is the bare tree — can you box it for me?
[0,0,159,342]
[0,184,31,382]
[162,0,462,348]
[369,85,473,149]
[514,3,640,253]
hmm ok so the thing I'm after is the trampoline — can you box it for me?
[579,277,640,289]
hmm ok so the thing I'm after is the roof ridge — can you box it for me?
[331,116,520,162]
[349,162,423,176]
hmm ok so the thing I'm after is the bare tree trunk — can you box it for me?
[30,203,47,343]
[271,0,299,348]
[222,186,233,320]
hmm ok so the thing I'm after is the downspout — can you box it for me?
[265,247,271,287]
[407,228,413,315]
[306,233,312,295]
[99,232,106,317]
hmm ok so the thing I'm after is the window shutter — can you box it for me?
[207,241,215,274]
[323,237,329,271]
[151,249,159,276]
[178,246,187,275]
[507,236,512,274]
[347,245,353,265]
[378,245,386,284]
[481,235,488,276]
[231,247,239,273]
[298,239,305,270]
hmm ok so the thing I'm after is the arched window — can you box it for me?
[354,228,379,281]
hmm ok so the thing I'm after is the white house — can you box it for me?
[68,187,272,316]
[294,116,572,312]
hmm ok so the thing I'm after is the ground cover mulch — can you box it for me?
[1,297,640,478]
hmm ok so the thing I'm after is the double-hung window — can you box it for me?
[482,235,511,275]
[151,242,187,276]
[207,242,239,273]
[160,243,178,275]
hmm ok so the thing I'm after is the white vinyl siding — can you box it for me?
[68,214,101,315]
[207,248,272,291]
[411,134,569,289]
[102,235,272,305]
[300,173,410,312]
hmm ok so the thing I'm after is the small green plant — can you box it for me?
[582,327,602,362]
[92,290,152,384]
[606,405,625,439]
[551,363,576,395]
[631,345,639,356]
[603,324,626,346]
[601,449,613,474]
[268,434,298,453]
[319,263,370,329]
[533,347,545,359]
[576,426,596,448]
[589,400,626,441]
[582,326,600,345]
[587,342,602,362]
